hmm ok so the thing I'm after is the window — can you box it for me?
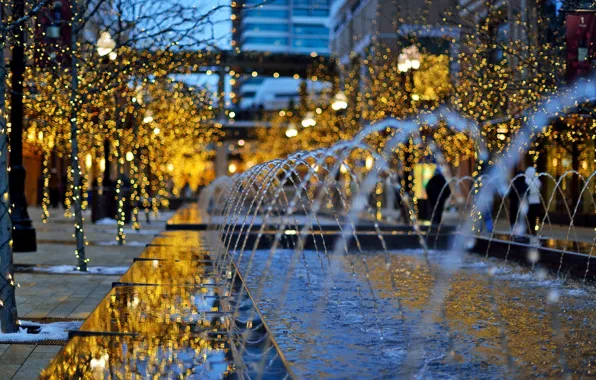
[292,24,328,35]
[244,37,289,46]
[244,9,289,18]
[293,8,329,16]
[246,23,288,32]
[246,0,288,4]
[244,0,288,6]
[293,38,328,48]
[243,77,265,85]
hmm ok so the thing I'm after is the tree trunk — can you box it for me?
[115,128,126,244]
[70,13,88,271]
[0,33,19,333]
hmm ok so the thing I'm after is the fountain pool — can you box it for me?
[238,248,596,378]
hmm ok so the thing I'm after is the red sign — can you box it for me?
[566,12,596,81]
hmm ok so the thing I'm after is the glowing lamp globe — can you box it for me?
[301,112,316,128]
[285,122,298,138]
[96,32,116,57]
[331,91,348,111]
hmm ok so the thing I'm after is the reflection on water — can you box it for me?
[41,231,290,379]
[41,335,231,379]
[240,249,596,378]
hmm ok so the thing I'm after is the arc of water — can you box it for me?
[404,77,596,377]
[559,170,596,276]
[430,176,475,249]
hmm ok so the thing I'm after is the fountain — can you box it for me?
[195,78,596,377]
[41,79,596,378]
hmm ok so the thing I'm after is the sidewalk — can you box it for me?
[0,206,172,380]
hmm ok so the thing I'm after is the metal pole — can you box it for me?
[9,0,36,252]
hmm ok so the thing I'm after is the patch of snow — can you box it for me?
[0,320,82,342]
[32,265,129,275]
[95,218,117,225]
[97,240,147,247]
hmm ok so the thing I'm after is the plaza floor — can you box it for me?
[0,205,593,379]
[0,206,171,380]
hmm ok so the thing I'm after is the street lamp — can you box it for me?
[331,91,348,111]
[398,45,421,73]
[301,112,316,128]
[397,44,422,198]
[143,110,154,124]
[285,122,298,138]
[92,32,119,223]
[96,31,116,58]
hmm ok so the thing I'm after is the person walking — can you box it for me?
[525,166,542,235]
[509,169,528,233]
[426,167,451,225]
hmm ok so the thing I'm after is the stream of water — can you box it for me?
[238,248,596,378]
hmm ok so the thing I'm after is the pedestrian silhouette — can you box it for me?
[426,167,451,225]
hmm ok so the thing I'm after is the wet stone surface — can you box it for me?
[238,248,596,378]
[41,231,290,379]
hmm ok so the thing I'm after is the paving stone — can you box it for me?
[0,364,21,380]
[32,346,62,354]
[0,345,10,357]
[12,358,54,380]
[0,345,35,365]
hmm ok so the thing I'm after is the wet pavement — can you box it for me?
[41,231,291,379]
[237,248,596,378]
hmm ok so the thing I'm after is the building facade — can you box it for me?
[231,0,331,109]
[329,0,457,62]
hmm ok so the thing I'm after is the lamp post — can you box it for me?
[10,0,36,252]
[397,45,421,105]
[397,45,422,200]
[90,32,118,223]
[96,32,116,188]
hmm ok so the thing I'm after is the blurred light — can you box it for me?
[228,163,237,173]
[167,163,174,172]
[331,91,348,111]
[251,71,258,77]
[285,122,298,138]
[365,156,374,170]
[85,154,92,169]
[143,110,153,124]
[96,31,115,57]
[100,158,106,172]
[238,139,245,146]
[125,151,134,162]
[301,112,316,128]
[153,127,160,135]
[273,72,279,78]
[108,51,117,61]
[229,111,236,118]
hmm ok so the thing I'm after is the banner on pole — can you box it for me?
[566,12,596,81]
